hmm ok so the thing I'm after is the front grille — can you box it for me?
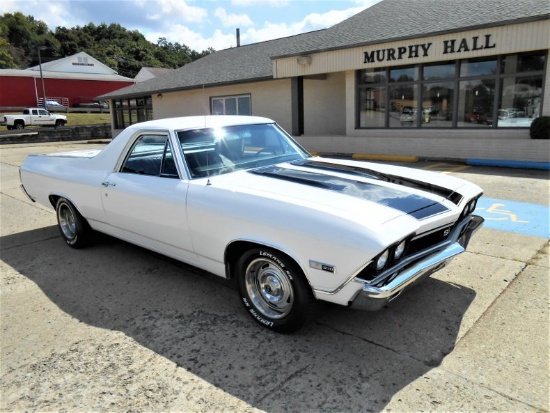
[408,224,454,255]
[356,221,456,283]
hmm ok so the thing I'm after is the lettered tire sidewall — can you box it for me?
[237,248,315,333]
[55,198,90,248]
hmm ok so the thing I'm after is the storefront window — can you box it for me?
[458,79,495,127]
[422,82,454,127]
[390,66,418,82]
[502,51,546,74]
[389,84,419,127]
[460,57,497,77]
[360,68,387,84]
[359,87,386,127]
[497,75,542,127]
[423,62,456,80]
[112,96,154,129]
[356,50,546,129]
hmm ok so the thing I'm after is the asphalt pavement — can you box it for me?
[1,141,548,412]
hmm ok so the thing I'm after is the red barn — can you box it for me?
[0,52,134,108]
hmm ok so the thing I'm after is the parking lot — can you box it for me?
[1,140,548,412]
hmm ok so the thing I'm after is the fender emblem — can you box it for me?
[309,260,335,274]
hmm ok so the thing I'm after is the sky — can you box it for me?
[1,0,382,52]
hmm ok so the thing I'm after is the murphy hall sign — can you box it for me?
[363,34,497,64]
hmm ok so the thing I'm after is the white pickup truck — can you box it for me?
[1,108,68,130]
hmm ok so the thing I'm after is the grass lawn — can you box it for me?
[65,113,111,125]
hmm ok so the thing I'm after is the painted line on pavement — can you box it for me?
[475,198,549,238]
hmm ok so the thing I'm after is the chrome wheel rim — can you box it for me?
[58,204,76,240]
[245,258,294,319]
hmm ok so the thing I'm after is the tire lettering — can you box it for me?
[249,308,274,327]
[259,250,294,280]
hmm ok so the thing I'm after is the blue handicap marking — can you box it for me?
[475,197,549,238]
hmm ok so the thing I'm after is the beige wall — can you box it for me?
[274,21,550,78]
[303,72,346,135]
[295,131,550,162]
[152,79,294,132]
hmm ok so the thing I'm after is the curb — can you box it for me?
[466,158,550,171]
[351,153,420,163]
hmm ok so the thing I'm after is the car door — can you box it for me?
[33,109,55,126]
[100,133,197,263]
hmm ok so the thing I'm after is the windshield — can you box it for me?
[177,123,309,178]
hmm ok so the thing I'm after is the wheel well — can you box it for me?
[224,241,308,285]
[49,195,60,208]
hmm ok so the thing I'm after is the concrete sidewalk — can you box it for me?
[1,141,548,412]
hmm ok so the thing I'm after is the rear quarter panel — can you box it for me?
[20,153,110,225]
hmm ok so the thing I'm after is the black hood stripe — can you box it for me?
[249,165,449,220]
[296,160,463,205]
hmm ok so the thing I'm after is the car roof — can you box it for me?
[125,115,275,132]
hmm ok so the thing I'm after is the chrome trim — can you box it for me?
[410,223,452,240]
[363,215,477,286]
[361,242,464,299]
[348,215,484,311]
[309,260,336,274]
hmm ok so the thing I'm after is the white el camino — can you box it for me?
[20,116,484,333]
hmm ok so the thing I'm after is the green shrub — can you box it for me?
[530,116,550,139]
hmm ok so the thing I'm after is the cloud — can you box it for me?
[0,0,383,53]
[214,8,253,28]
[145,24,238,52]
[231,0,290,6]
[238,5,368,45]
[145,0,207,23]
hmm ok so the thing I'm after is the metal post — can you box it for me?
[38,47,47,108]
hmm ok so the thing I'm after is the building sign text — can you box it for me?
[363,34,496,64]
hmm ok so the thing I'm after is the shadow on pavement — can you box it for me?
[1,227,476,412]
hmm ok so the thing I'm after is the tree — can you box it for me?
[0,12,215,77]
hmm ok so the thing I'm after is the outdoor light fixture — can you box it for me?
[297,56,312,65]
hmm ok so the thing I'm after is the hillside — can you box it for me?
[0,12,213,78]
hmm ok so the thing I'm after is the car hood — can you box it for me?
[205,158,465,227]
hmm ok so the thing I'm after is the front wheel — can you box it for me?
[236,248,315,333]
[55,198,92,248]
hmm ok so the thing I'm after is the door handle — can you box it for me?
[101,182,116,187]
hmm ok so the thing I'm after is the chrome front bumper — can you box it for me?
[349,215,484,311]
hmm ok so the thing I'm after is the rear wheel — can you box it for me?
[55,198,92,248]
[14,122,24,130]
[236,247,315,333]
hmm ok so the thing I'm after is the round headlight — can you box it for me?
[376,250,390,271]
[394,240,407,260]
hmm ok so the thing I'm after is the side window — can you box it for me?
[39,109,48,115]
[32,110,38,115]
[121,135,179,178]
[161,143,179,178]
